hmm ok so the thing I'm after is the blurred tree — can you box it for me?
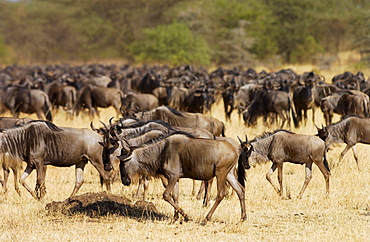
[130,22,211,65]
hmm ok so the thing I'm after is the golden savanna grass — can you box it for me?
[1,65,370,241]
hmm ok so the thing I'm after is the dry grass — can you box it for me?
[1,86,370,241]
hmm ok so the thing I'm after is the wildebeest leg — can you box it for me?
[203,179,214,207]
[277,163,284,197]
[4,167,21,196]
[140,176,149,201]
[162,177,189,222]
[196,181,205,200]
[312,108,315,124]
[297,161,313,199]
[135,175,144,199]
[202,175,228,224]
[266,163,280,195]
[351,146,360,170]
[303,109,308,125]
[314,159,330,197]
[226,170,246,221]
[69,161,86,198]
[35,164,47,200]
[1,168,9,192]
[339,144,353,164]
[20,165,37,199]
[12,167,21,196]
[192,180,197,196]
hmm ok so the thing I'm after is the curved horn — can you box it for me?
[109,117,114,126]
[90,121,97,131]
[100,121,109,131]
[237,136,243,144]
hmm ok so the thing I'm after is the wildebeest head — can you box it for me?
[316,125,329,142]
[117,141,133,186]
[96,120,120,172]
[237,136,251,169]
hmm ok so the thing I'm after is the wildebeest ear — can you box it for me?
[314,123,320,131]
[98,142,104,147]
[245,134,248,144]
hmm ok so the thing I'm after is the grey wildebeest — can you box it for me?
[320,94,342,126]
[120,93,159,113]
[334,91,369,119]
[0,86,53,121]
[242,89,298,128]
[0,117,32,195]
[316,115,370,170]
[74,85,124,118]
[114,132,246,224]
[133,106,225,137]
[241,130,330,199]
[293,72,323,126]
[0,120,116,199]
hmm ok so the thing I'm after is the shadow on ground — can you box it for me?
[45,192,168,221]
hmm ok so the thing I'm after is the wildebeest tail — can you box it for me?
[237,153,246,187]
[323,149,330,174]
[289,98,299,128]
[221,124,226,137]
[43,93,53,122]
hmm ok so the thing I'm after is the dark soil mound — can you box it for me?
[45,192,167,221]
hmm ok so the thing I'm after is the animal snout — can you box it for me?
[104,163,113,171]
[122,176,131,186]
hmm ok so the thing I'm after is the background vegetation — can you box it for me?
[0,0,369,67]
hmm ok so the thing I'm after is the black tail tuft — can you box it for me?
[237,153,246,187]
[323,150,330,173]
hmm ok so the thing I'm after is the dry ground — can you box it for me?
[1,66,370,241]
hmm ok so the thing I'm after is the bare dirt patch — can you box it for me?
[45,192,167,221]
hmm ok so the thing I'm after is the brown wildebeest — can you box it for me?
[241,130,330,199]
[319,94,342,126]
[134,106,225,137]
[293,71,324,126]
[0,117,32,195]
[0,86,53,121]
[113,133,246,224]
[73,85,124,118]
[242,89,298,128]
[316,115,370,170]
[120,93,159,113]
[0,120,116,200]
[334,91,369,119]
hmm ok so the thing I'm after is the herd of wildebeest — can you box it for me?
[0,63,369,224]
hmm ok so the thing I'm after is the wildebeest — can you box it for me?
[0,120,115,199]
[241,130,330,199]
[293,71,323,126]
[115,132,246,224]
[0,117,32,194]
[334,91,369,119]
[0,86,53,121]
[73,85,124,118]
[134,106,225,137]
[242,89,298,128]
[316,115,370,170]
[320,94,342,126]
[120,93,159,113]
[42,81,77,112]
